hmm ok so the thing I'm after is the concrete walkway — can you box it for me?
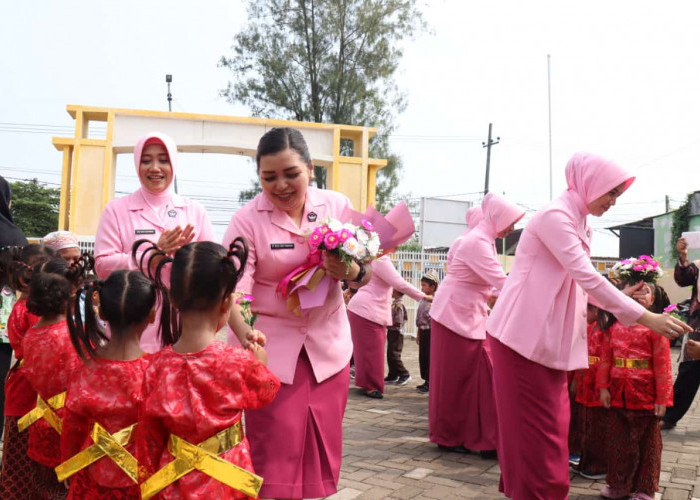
[327,342,700,500]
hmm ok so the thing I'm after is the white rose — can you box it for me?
[367,235,380,257]
[343,223,357,233]
[356,228,370,244]
[328,218,343,232]
[342,237,361,258]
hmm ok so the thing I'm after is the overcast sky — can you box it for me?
[2,0,700,255]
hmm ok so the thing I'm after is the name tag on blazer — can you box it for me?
[270,243,295,250]
[135,229,156,235]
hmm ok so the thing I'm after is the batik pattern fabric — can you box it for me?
[138,340,280,499]
[22,320,83,467]
[61,356,150,499]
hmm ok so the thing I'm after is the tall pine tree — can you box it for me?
[219,0,424,212]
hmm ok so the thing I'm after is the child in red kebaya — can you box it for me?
[57,270,161,499]
[598,283,673,500]
[21,258,89,498]
[135,239,280,500]
[572,304,612,480]
[0,244,53,499]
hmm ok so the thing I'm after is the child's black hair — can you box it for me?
[7,244,54,292]
[68,270,158,360]
[26,258,71,318]
[132,237,248,346]
[421,277,438,291]
[648,283,671,315]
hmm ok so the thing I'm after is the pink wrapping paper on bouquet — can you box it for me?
[340,202,416,254]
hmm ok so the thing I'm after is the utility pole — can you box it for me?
[665,195,670,213]
[165,74,178,193]
[482,123,500,194]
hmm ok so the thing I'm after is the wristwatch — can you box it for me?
[352,262,366,283]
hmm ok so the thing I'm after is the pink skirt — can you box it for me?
[348,311,386,394]
[429,321,498,450]
[489,335,570,500]
[245,349,349,499]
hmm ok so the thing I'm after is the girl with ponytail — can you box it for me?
[134,239,280,500]
[57,270,158,499]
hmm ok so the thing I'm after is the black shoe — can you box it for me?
[384,375,399,383]
[437,444,470,454]
[396,375,412,386]
[365,390,383,399]
[479,449,498,460]
[660,420,676,430]
[416,382,429,393]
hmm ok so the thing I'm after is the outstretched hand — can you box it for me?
[638,310,692,340]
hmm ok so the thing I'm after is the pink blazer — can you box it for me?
[222,187,353,385]
[347,256,424,326]
[431,226,507,339]
[486,190,646,370]
[94,190,215,352]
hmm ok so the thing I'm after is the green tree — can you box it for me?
[9,179,60,237]
[219,0,425,210]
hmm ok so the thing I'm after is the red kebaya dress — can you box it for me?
[22,319,83,468]
[0,298,40,499]
[61,356,150,499]
[138,340,280,499]
[597,322,673,497]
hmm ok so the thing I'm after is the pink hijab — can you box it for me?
[133,132,178,200]
[479,192,525,238]
[465,207,484,232]
[565,152,635,209]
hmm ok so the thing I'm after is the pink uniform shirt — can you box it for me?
[487,153,646,370]
[432,193,524,339]
[347,256,424,326]
[222,187,353,385]
[94,132,215,353]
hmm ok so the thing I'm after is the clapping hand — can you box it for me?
[157,224,195,254]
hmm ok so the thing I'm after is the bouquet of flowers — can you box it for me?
[277,202,416,316]
[235,294,257,327]
[609,255,664,285]
[309,217,381,265]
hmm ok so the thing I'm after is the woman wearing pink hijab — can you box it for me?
[486,153,690,499]
[429,193,524,457]
[94,132,215,352]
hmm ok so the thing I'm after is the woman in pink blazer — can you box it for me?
[485,153,689,499]
[94,132,215,352]
[347,255,425,398]
[429,193,524,457]
[223,127,371,500]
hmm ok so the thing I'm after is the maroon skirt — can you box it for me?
[245,349,349,499]
[489,335,570,500]
[348,311,386,394]
[428,320,498,450]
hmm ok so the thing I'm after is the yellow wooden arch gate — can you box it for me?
[53,105,387,235]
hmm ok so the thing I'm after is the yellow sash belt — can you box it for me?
[17,392,66,434]
[140,421,262,500]
[614,357,650,369]
[588,356,600,365]
[55,422,138,483]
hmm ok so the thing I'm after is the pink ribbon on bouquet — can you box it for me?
[276,250,333,316]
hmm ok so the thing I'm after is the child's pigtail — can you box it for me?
[131,239,177,348]
[222,237,249,297]
[66,252,94,288]
[68,280,107,360]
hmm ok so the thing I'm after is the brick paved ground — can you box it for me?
[327,342,700,500]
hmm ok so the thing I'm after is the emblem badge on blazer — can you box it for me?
[168,209,177,218]
[307,212,318,222]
